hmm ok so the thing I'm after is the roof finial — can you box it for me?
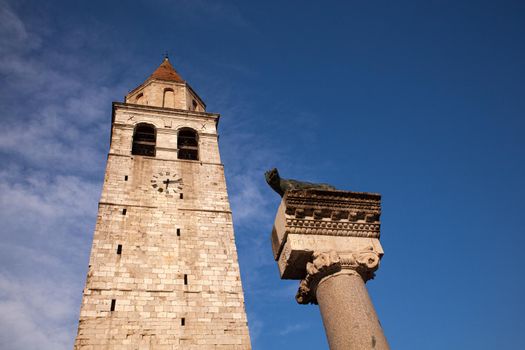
[163,51,169,61]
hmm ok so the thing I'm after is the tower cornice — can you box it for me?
[112,102,219,121]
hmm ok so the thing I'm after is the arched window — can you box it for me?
[163,88,174,108]
[132,123,156,156]
[177,128,198,160]
[136,93,144,104]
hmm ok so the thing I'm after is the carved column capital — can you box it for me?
[296,247,381,305]
[339,246,381,281]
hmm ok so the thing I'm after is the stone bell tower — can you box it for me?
[74,57,251,349]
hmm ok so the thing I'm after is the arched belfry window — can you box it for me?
[177,128,198,160]
[132,123,156,157]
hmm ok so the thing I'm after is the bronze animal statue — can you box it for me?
[264,168,336,197]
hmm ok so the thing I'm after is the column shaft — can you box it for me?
[316,272,389,350]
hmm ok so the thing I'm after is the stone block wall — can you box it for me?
[74,103,251,349]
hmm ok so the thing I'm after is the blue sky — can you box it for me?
[1,0,524,349]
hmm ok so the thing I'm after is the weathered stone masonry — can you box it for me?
[75,58,251,349]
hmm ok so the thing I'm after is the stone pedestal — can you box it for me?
[270,189,389,350]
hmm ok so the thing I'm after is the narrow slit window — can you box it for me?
[192,100,198,111]
[110,299,116,312]
[117,244,122,255]
[132,123,156,157]
[184,274,188,285]
[124,175,128,181]
[180,193,183,199]
[122,208,127,215]
[181,318,185,326]
[177,128,198,160]
[176,228,181,236]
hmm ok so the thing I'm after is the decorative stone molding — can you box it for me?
[272,189,381,261]
[296,247,381,305]
[339,246,380,281]
[284,189,380,221]
[296,251,341,304]
[284,218,380,237]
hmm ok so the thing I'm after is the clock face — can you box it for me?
[151,171,183,195]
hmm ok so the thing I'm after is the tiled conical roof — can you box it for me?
[149,57,184,83]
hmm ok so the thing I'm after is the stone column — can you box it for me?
[296,250,389,350]
[270,189,389,350]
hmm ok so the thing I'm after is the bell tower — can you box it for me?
[74,57,251,349]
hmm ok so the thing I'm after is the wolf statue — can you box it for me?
[264,168,336,197]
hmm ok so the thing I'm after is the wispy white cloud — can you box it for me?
[229,171,271,224]
[0,271,78,350]
[0,2,121,349]
[0,165,100,349]
[0,1,39,55]
[279,322,310,336]
[0,4,125,174]
[0,90,111,174]
[0,167,99,232]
